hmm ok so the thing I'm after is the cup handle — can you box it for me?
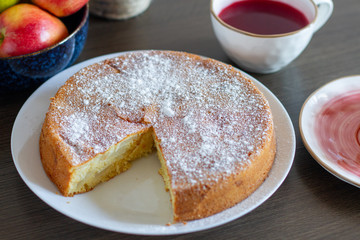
[312,0,334,32]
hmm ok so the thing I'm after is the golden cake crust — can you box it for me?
[39,50,276,222]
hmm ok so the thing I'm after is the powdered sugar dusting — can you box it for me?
[49,51,272,187]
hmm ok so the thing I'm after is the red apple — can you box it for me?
[32,0,89,17]
[0,3,69,58]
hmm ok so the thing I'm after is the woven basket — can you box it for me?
[90,0,152,20]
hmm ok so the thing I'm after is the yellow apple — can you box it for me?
[0,0,19,13]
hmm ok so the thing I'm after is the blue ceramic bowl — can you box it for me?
[0,4,89,93]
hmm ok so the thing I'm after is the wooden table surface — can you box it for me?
[1,0,360,239]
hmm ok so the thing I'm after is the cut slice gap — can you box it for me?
[68,128,156,195]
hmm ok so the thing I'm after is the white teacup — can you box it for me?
[210,0,333,74]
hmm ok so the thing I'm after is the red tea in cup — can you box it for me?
[218,0,310,35]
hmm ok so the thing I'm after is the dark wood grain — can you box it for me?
[2,0,360,239]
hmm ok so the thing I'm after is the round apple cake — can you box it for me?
[39,50,276,222]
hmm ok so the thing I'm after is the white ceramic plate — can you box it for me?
[300,75,360,188]
[11,52,295,235]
